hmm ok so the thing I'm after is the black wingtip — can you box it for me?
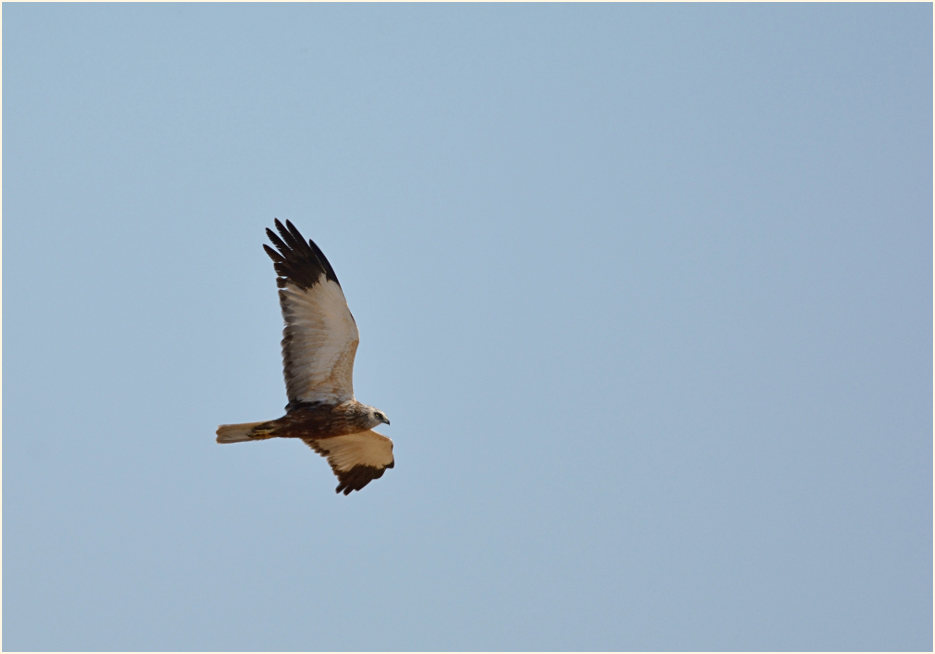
[334,464,389,495]
[263,219,341,289]
[262,243,284,263]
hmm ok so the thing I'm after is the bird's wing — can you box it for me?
[304,430,395,495]
[264,219,359,405]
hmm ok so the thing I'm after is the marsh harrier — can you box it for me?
[217,220,393,495]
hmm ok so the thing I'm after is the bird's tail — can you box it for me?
[216,421,275,444]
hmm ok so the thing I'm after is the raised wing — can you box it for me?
[264,219,359,405]
[304,430,395,495]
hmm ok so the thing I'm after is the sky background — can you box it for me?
[3,3,932,651]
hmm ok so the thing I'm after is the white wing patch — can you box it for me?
[280,276,359,404]
[305,430,395,495]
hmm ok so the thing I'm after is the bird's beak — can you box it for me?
[384,418,391,426]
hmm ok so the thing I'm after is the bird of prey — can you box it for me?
[216,219,394,495]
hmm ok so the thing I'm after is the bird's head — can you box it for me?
[370,408,391,427]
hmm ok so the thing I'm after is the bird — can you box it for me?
[216,219,394,495]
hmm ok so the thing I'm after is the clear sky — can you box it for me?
[3,3,931,651]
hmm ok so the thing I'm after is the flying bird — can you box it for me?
[216,219,394,495]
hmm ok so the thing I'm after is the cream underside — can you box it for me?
[309,430,394,472]
[280,276,359,404]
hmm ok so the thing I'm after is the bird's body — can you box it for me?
[216,219,394,495]
[217,400,386,443]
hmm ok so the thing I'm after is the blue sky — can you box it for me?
[3,3,931,651]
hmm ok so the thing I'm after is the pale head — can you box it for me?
[368,407,391,428]
[342,400,391,430]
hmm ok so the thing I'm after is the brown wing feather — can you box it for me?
[304,430,395,495]
[264,219,359,405]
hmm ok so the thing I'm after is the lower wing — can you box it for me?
[304,430,394,495]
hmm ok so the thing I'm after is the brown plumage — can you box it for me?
[216,219,394,495]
